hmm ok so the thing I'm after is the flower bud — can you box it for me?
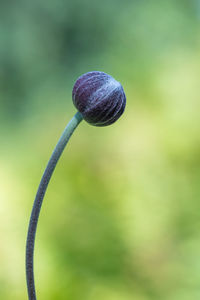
[72,71,126,126]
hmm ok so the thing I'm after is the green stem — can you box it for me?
[26,111,83,300]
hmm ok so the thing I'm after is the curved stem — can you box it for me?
[26,111,83,300]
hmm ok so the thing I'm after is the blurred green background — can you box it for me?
[1,0,200,299]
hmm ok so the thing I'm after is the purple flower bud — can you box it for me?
[72,71,126,126]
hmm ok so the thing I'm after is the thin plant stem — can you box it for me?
[26,111,83,300]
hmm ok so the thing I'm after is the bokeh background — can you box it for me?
[1,0,200,299]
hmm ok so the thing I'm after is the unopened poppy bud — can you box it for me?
[72,71,126,126]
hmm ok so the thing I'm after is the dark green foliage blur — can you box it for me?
[0,0,200,299]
